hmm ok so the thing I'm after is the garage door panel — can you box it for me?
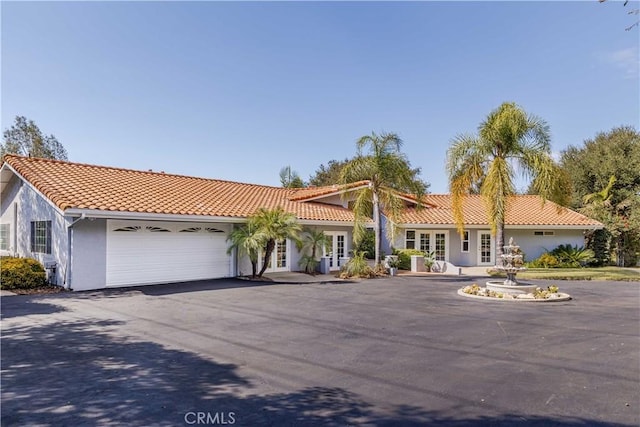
[106,221,231,287]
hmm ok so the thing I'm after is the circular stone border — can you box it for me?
[457,289,572,302]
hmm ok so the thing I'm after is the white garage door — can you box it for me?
[106,220,231,287]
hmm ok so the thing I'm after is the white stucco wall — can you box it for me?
[505,229,587,263]
[0,174,70,285]
[70,218,107,291]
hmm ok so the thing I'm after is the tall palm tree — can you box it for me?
[447,102,568,258]
[252,206,302,277]
[340,131,426,265]
[226,222,265,278]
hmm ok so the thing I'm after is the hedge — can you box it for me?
[393,249,427,270]
[0,257,47,290]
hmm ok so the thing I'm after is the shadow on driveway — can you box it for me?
[1,314,635,426]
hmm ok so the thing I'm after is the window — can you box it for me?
[419,232,430,252]
[0,224,9,250]
[534,231,555,236]
[435,233,446,261]
[405,230,416,249]
[461,231,470,253]
[30,221,52,254]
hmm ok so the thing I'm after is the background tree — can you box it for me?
[447,102,567,258]
[2,116,68,160]
[308,159,350,187]
[599,0,639,31]
[340,131,427,265]
[559,126,640,266]
[279,166,305,188]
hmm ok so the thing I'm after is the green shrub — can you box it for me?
[298,254,319,275]
[527,244,596,268]
[354,229,375,259]
[392,249,426,270]
[527,252,560,268]
[550,244,595,268]
[340,251,375,278]
[1,257,47,290]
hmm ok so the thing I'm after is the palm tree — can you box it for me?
[446,102,568,258]
[296,228,331,274]
[340,131,426,265]
[226,222,265,278]
[252,206,302,277]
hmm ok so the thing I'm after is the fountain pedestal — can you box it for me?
[486,238,535,295]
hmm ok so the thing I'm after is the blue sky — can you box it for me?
[2,1,638,193]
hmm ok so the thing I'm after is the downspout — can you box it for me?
[65,213,86,290]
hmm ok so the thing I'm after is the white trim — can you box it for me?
[461,230,470,253]
[477,230,494,266]
[505,224,602,230]
[398,223,601,230]
[64,209,356,227]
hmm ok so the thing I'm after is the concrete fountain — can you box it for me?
[458,237,571,302]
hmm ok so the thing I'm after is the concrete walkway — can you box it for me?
[262,267,491,284]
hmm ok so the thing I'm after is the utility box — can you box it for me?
[44,261,57,285]
[410,255,425,273]
[319,257,331,274]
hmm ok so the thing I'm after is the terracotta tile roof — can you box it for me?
[2,155,602,228]
[288,181,370,201]
[2,155,357,222]
[399,194,603,228]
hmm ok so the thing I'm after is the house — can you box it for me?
[387,194,603,268]
[0,155,602,291]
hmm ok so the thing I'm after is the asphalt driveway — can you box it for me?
[1,276,639,426]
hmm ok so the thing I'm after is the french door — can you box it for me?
[323,232,347,271]
[477,231,494,266]
[417,231,448,261]
[262,239,289,273]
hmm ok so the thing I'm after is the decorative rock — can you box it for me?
[516,293,535,300]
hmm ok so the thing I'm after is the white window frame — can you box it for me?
[461,230,470,253]
[405,230,416,250]
[0,223,10,251]
[404,230,449,262]
[31,220,52,254]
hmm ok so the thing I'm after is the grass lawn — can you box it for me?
[491,266,640,282]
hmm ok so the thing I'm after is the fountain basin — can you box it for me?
[486,281,537,295]
[457,288,572,302]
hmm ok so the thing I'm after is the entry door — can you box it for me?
[324,232,347,271]
[262,239,289,273]
[477,231,494,266]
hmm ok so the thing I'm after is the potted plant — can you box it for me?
[424,251,435,272]
[387,257,400,276]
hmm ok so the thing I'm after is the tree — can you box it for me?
[296,228,331,274]
[446,102,567,259]
[308,159,350,187]
[340,131,427,265]
[279,166,305,188]
[226,222,265,278]
[227,207,302,278]
[1,116,68,160]
[252,207,302,277]
[560,126,640,266]
[599,0,639,31]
